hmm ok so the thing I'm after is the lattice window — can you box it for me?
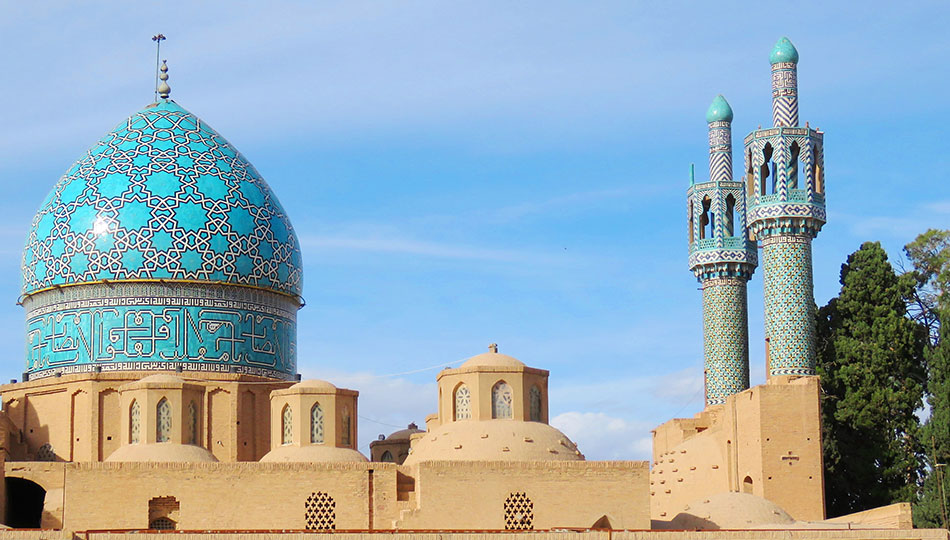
[304,491,336,530]
[156,398,172,443]
[454,384,471,421]
[149,517,176,530]
[130,400,141,444]
[529,385,542,422]
[187,401,198,445]
[282,404,293,445]
[341,406,351,447]
[504,492,534,530]
[310,402,324,444]
[492,381,513,419]
[36,443,55,461]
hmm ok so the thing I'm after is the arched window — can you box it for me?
[341,406,351,447]
[156,398,171,443]
[743,476,754,494]
[788,141,800,190]
[760,143,774,195]
[310,402,324,444]
[529,386,542,422]
[187,401,197,445]
[746,148,756,197]
[492,381,513,419]
[814,145,823,194]
[380,450,394,462]
[724,194,736,237]
[130,400,140,444]
[688,200,694,244]
[699,196,712,239]
[454,384,472,421]
[281,404,293,445]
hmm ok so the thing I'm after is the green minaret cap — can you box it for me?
[705,95,733,123]
[770,37,799,65]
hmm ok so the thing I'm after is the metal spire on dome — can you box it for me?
[158,60,171,100]
[151,34,166,101]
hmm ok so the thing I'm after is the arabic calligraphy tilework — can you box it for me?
[23,281,297,379]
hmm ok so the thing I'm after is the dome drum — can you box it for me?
[260,380,367,462]
[433,348,550,427]
[22,281,298,381]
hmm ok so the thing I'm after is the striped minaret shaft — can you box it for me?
[690,95,756,407]
[708,110,732,183]
[771,37,799,127]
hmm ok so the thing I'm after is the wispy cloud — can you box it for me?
[300,232,530,262]
[836,199,950,241]
[552,411,653,460]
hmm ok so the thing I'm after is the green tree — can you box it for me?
[817,241,927,517]
[905,229,950,528]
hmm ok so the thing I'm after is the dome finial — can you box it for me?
[705,94,733,123]
[151,34,167,102]
[157,60,171,100]
[489,343,498,353]
[770,37,799,65]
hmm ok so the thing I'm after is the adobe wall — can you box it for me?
[651,377,823,521]
[3,459,647,532]
[396,460,650,530]
[19,529,950,540]
[0,373,291,462]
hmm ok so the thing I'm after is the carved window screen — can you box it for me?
[492,381,513,419]
[529,385,542,422]
[156,398,172,443]
[130,400,141,444]
[305,491,336,530]
[282,404,293,445]
[504,492,534,530]
[310,402,324,444]
[454,384,471,421]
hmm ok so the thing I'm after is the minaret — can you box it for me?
[687,95,758,406]
[746,37,826,377]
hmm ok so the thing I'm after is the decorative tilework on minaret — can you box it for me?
[688,95,758,407]
[746,38,826,378]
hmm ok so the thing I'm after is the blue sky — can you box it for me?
[1,2,948,460]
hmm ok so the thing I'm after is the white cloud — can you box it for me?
[301,366,438,454]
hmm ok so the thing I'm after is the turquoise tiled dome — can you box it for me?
[22,100,302,297]
[769,37,799,65]
[706,95,734,123]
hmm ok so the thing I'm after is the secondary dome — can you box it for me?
[22,100,302,298]
[459,351,526,369]
[403,419,584,465]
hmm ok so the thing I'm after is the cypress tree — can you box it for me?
[817,241,927,516]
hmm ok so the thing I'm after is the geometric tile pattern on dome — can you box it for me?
[762,236,816,376]
[23,282,297,379]
[22,100,302,297]
[504,492,534,530]
[702,278,750,405]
